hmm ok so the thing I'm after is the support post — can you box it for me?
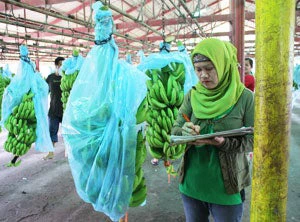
[230,0,245,81]
[250,0,295,221]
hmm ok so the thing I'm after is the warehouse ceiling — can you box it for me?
[0,0,297,63]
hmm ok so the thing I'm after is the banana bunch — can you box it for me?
[3,91,37,156]
[145,62,186,165]
[0,75,11,132]
[129,129,147,207]
[60,70,79,110]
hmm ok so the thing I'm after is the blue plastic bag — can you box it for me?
[62,2,147,221]
[2,64,13,79]
[294,64,300,87]
[125,53,132,64]
[137,50,145,63]
[61,54,84,75]
[137,47,198,93]
[1,45,53,152]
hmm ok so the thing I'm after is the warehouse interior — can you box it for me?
[1,0,300,222]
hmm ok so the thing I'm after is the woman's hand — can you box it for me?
[189,136,225,146]
[182,122,200,136]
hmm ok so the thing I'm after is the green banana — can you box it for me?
[149,97,167,109]
[161,129,170,143]
[169,88,177,106]
[152,83,162,102]
[165,116,173,132]
[146,79,153,89]
[153,130,163,144]
[136,97,148,124]
[133,168,143,191]
[157,80,169,105]
[148,146,163,159]
[175,91,184,107]
[129,177,147,207]
[167,76,174,99]
[173,107,179,120]
[161,118,169,134]
[167,107,174,121]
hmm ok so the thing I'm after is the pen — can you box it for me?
[182,113,190,122]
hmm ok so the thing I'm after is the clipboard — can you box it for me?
[170,127,254,145]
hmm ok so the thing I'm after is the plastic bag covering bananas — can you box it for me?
[60,53,84,111]
[145,62,187,165]
[4,91,37,156]
[0,74,11,132]
[129,129,147,207]
[60,70,79,110]
[61,2,148,221]
[1,45,53,154]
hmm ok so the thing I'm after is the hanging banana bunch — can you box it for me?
[0,75,11,132]
[3,91,37,158]
[129,129,147,207]
[145,62,187,175]
[60,70,79,110]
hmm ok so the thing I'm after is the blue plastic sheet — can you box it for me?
[137,50,145,63]
[61,54,84,75]
[137,45,198,93]
[1,45,53,152]
[2,64,13,79]
[294,64,300,87]
[62,2,147,221]
[125,53,132,64]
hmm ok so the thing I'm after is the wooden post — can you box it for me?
[250,0,295,221]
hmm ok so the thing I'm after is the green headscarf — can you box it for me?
[190,38,245,119]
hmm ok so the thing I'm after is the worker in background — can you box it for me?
[43,56,65,160]
[244,57,255,92]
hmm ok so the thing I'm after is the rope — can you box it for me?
[94,34,112,45]
[161,0,165,40]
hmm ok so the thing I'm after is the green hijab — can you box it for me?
[190,38,245,119]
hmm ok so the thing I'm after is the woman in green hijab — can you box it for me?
[172,38,254,222]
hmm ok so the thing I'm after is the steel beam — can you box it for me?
[230,0,245,81]
[116,12,255,29]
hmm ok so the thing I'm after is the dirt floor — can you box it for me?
[0,94,300,222]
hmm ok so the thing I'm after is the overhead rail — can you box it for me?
[1,0,155,48]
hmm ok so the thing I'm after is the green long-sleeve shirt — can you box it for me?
[172,88,254,202]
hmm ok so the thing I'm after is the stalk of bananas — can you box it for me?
[60,70,79,110]
[3,91,37,157]
[0,75,11,132]
[145,62,187,175]
[129,129,147,207]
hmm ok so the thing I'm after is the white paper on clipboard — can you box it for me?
[170,127,254,145]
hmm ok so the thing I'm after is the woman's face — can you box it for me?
[244,60,252,74]
[194,61,219,89]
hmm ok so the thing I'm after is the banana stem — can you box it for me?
[119,212,128,222]
[11,155,19,164]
